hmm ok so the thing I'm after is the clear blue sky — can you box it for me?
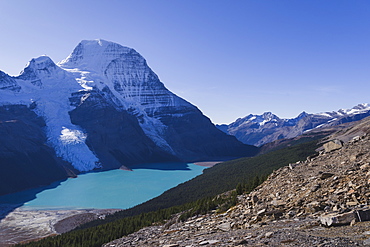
[1,0,370,124]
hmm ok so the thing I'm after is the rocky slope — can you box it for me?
[0,40,257,195]
[106,117,370,246]
[0,104,77,195]
[217,103,370,146]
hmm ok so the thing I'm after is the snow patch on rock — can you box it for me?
[0,56,99,171]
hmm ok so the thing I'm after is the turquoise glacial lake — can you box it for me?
[0,163,207,210]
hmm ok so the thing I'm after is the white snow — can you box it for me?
[314,123,325,129]
[260,120,269,126]
[0,56,99,171]
[344,103,370,115]
[0,40,198,171]
[59,39,132,75]
[315,112,333,118]
[59,39,192,154]
[327,118,338,123]
[60,127,87,144]
[313,104,370,119]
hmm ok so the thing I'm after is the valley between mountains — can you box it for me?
[1,40,370,247]
[16,113,370,247]
[103,117,370,246]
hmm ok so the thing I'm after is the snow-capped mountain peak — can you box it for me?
[59,39,179,109]
[18,56,58,80]
[218,103,370,147]
[59,39,135,74]
[231,112,280,128]
[59,39,195,154]
[5,55,100,172]
[338,103,370,115]
[0,70,21,92]
[0,40,254,175]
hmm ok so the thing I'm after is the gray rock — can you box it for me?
[360,163,370,170]
[310,184,321,192]
[323,140,343,153]
[0,105,76,196]
[218,222,231,231]
[319,211,356,226]
[320,172,334,180]
[364,238,370,245]
[265,232,274,238]
[257,209,266,216]
[251,195,259,204]
[198,241,209,245]
[356,209,370,222]
[199,240,219,245]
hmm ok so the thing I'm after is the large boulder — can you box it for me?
[323,140,343,153]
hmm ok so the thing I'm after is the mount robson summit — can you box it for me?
[0,39,257,195]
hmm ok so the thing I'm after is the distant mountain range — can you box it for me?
[0,39,256,195]
[217,103,370,146]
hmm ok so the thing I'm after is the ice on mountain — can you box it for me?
[0,39,204,171]
[0,55,101,172]
[0,71,21,92]
[60,127,87,144]
[59,39,197,155]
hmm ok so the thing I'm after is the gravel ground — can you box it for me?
[0,206,119,246]
[105,216,370,247]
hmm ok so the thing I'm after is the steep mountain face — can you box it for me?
[0,39,256,194]
[61,40,256,165]
[0,104,77,195]
[217,104,370,146]
[68,89,178,170]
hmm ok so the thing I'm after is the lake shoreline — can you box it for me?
[0,161,219,246]
[193,161,222,167]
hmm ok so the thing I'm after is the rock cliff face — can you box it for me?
[0,39,256,195]
[0,104,77,195]
[61,40,257,166]
[68,89,178,170]
[217,104,370,146]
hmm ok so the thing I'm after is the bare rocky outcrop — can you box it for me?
[323,139,343,152]
[105,125,370,246]
[0,104,77,196]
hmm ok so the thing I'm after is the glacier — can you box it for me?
[0,39,255,173]
[0,56,100,171]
